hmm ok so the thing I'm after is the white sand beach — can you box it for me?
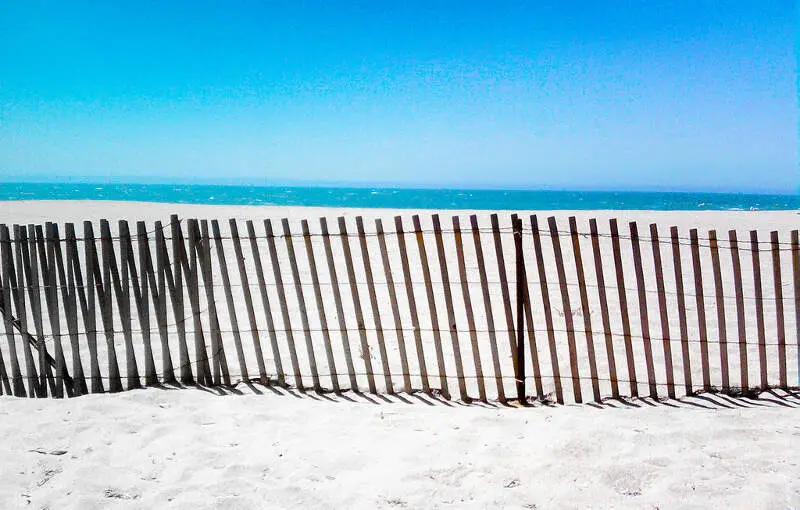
[1,201,799,509]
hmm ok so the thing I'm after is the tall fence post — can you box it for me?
[513,217,526,405]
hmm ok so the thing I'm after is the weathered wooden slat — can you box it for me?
[432,214,467,400]
[376,218,411,394]
[143,221,175,384]
[548,216,582,403]
[282,218,320,391]
[183,219,212,385]
[650,224,675,399]
[320,217,357,391]
[770,231,787,388]
[197,220,230,386]
[42,224,68,397]
[689,229,710,391]
[246,220,283,386]
[395,216,429,394]
[52,224,87,395]
[90,221,122,392]
[28,224,53,397]
[569,217,601,402]
[728,230,748,390]
[412,215,449,398]
[513,216,527,404]
[511,214,543,401]
[750,231,768,389]
[589,219,618,398]
[609,219,637,398]
[490,214,519,389]
[452,216,487,402]
[530,215,564,403]
[102,219,140,390]
[670,226,692,395]
[469,215,506,402]
[265,219,303,389]
[212,220,249,383]
[167,216,193,384]
[793,231,800,388]
[339,217,377,394]
[0,225,26,396]
[12,225,38,396]
[129,222,158,386]
[356,216,393,394]
[708,230,729,391]
[629,222,657,399]
[229,219,267,384]
[302,219,339,393]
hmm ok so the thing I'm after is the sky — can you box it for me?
[0,1,797,193]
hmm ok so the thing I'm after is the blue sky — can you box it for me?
[1,1,797,192]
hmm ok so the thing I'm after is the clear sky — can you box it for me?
[1,1,797,192]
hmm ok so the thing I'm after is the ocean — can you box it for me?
[1,182,799,211]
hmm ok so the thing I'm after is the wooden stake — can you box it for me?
[729,230,748,390]
[629,222,657,399]
[184,219,212,385]
[589,219,618,398]
[143,221,175,384]
[689,229,710,391]
[750,231,768,389]
[282,218,320,391]
[548,216,582,403]
[650,224,675,399]
[356,216,393,394]
[770,231,787,388]
[671,226,692,395]
[198,220,230,386]
[490,214,519,388]
[12,225,38,396]
[609,219,637,397]
[569,217,601,402]
[29,225,54,397]
[376,218,411,394]
[792,231,800,388]
[167,216,193,384]
[708,230,729,391]
[0,225,26,396]
[513,217,526,405]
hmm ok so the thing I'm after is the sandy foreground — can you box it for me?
[1,201,799,508]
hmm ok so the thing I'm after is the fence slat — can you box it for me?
[650,224,675,399]
[728,230,748,390]
[548,216,582,403]
[265,219,303,389]
[184,219,212,385]
[131,222,158,386]
[531,215,564,404]
[395,216,429,394]
[29,225,53,397]
[689,229,710,391]
[412,215,449,398]
[470,215,506,402]
[770,231,787,388]
[432,214,467,400]
[104,220,140,390]
[44,224,70,397]
[376,218,411,394]
[490,214,519,391]
[670,226,692,395]
[246,220,284,386]
[212,220,249,384]
[320,217,357,391]
[168,216,193,384]
[589,219,618,398]
[629,222,657,399]
[229,219,267,385]
[708,230,729,391]
[303,219,339,393]
[282,218,320,392]
[145,222,175,384]
[513,217,526,404]
[750,231,768,389]
[356,216,393,394]
[609,219,637,398]
[339,217,377,394]
[198,220,230,386]
[53,224,87,395]
[569,217,600,402]
[453,216,487,402]
[12,226,39,396]
[793,231,800,388]
[92,221,122,392]
[0,225,25,396]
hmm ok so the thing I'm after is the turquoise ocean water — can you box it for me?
[1,182,799,211]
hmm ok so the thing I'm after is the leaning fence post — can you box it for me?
[513,217,526,405]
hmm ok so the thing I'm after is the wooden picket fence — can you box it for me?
[0,213,798,403]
